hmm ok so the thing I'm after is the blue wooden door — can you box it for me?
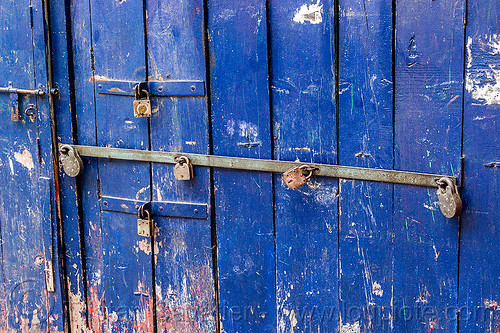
[0,0,65,331]
[58,0,216,331]
[48,0,500,333]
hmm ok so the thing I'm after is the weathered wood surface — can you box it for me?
[208,1,276,332]
[12,0,499,332]
[459,0,500,332]
[269,1,338,332]
[394,0,465,331]
[146,0,216,331]
[0,0,65,332]
[338,0,393,331]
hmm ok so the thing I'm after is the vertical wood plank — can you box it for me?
[338,0,394,331]
[67,0,100,330]
[0,0,51,331]
[146,0,216,331]
[458,1,500,331]
[89,0,153,331]
[394,0,465,331]
[268,0,338,331]
[207,0,276,331]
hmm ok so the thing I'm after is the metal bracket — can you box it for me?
[95,79,206,97]
[0,82,46,122]
[101,196,208,220]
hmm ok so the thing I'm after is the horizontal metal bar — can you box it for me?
[0,87,45,96]
[68,145,456,188]
[101,196,208,219]
[95,79,205,97]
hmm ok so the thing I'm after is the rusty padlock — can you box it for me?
[283,165,316,190]
[436,177,462,218]
[59,144,84,178]
[174,156,194,180]
[137,203,153,237]
[133,83,152,118]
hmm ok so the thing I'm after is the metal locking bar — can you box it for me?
[61,144,457,188]
[0,82,46,96]
[0,82,46,122]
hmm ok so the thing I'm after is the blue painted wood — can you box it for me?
[268,1,338,331]
[338,0,394,331]
[145,1,216,331]
[458,1,500,331]
[65,0,101,330]
[208,1,276,331]
[32,0,67,330]
[394,0,465,331]
[89,0,154,331]
[0,0,61,331]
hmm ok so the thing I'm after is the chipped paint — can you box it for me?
[341,320,361,333]
[466,34,500,105]
[14,149,34,170]
[372,282,383,297]
[293,1,323,24]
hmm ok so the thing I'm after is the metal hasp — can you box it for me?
[0,82,46,122]
[96,79,206,97]
[60,144,462,218]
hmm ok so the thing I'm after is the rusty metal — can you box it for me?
[96,79,206,97]
[283,165,316,190]
[101,196,208,219]
[24,104,37,120]
[59,144,84,177]
[1,82,46,122]
[0,82,46,96]
[436,177,463,218]
[137,203,153,237]
[133,83,152,118]
[64,144,457,189]
[174,156,194,180]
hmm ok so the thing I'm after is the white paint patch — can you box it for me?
[341,321,360,333]
[466,69,500,105]
[185,141,197,145]
[293,1,323,24]
[14,149,34,170]
[238,121,259,139]
[372,282,384,297]
[8,158,14,175]
[466,34,500,105]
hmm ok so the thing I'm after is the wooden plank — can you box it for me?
[268,1,338,331]
[207,1,276,331]
[0,0,52,331]
[146,2,217,330]
[32,0,67,330]
[65,0,101,330]
[394,0,465,331]
[458,1,500,331]
[338,0,394,331]
[88,0,153,331]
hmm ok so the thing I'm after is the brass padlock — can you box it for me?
[59,144,84,177]
[133,85,152,118]
[174,156,193,180]
[283,165,315,190]
[436,177,462,218]
[137,204,153,237]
